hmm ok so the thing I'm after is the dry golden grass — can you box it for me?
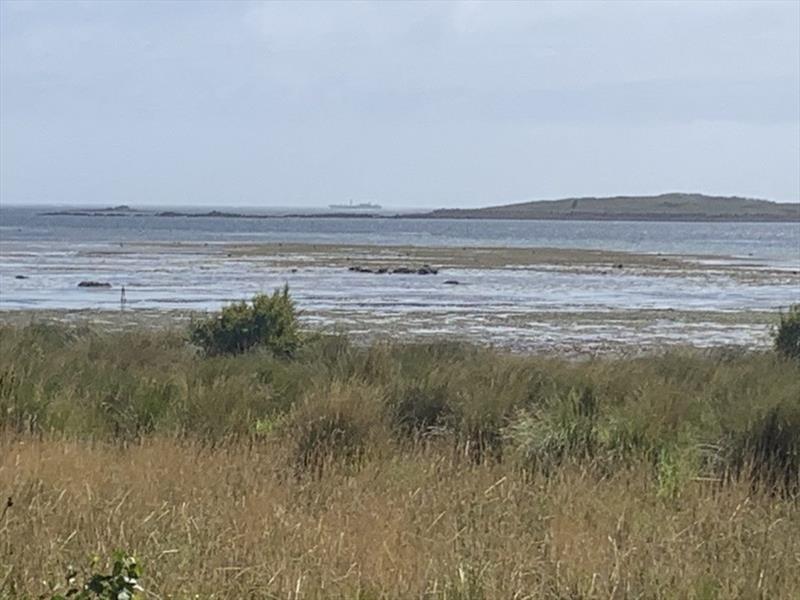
[1,435,798,599]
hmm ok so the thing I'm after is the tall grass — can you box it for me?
[2,437,799,598]
[1,323,799,597]
[774,304,800,360]
[1,323,798,480]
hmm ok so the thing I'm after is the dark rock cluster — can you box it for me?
[348,265,439,275]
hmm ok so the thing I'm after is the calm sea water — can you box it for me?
[2,205,799,263]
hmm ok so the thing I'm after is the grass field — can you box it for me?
[1,323,798,598]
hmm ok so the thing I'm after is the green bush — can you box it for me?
[189,287,301,356]
[774,304,800,360]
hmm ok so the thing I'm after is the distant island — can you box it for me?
[419,193,800,222]
[39,205,142,217]
[37,193,799,222]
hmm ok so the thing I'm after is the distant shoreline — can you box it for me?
[404,211,800,223]
[36,192,800,222]
[416,193,800,222]
[37,209,800,223]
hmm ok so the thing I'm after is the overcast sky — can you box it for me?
[1,0,798,208]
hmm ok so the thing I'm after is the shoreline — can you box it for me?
[0,307,781,356]
[36,209,800,223]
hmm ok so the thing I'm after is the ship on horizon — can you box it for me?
[328,200,382,210]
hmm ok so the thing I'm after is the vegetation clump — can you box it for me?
[774,304,800,360]
[189,287,301,356]
[504,387,600,476]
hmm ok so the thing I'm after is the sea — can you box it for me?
[2,205,799,260]
[1,205,799,352]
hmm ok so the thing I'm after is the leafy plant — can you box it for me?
[50,551,143,600]
[189,286,301,356]
[774,304,800,360]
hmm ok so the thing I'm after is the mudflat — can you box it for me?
[2,242,796,354]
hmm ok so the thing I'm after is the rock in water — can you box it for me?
[78,281,112,288]
[417,265,438,275]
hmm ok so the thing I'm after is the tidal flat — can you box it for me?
[1,242,797,353]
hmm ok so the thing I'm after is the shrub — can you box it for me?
[189,287,301,356]
[774,304,800,360]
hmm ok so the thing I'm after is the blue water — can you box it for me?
[1,205,799,264]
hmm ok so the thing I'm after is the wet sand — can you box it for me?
[0,306,779,356]
[108,241,797,280]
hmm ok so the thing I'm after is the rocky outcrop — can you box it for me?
[348,264,439,275]
[416,265,438,275]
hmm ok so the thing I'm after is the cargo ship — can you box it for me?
[328,200,382,210]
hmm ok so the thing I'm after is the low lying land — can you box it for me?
[423,193,800,222]
[1,324,799,597]
[138,240,797,277]
[224,242,692,269]
[91,240,795,284]
[39,193,800,221]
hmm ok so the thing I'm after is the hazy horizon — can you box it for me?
[2,1,799,208]
[1,189,799,212]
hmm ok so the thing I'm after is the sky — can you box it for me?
[1,0,798,209]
